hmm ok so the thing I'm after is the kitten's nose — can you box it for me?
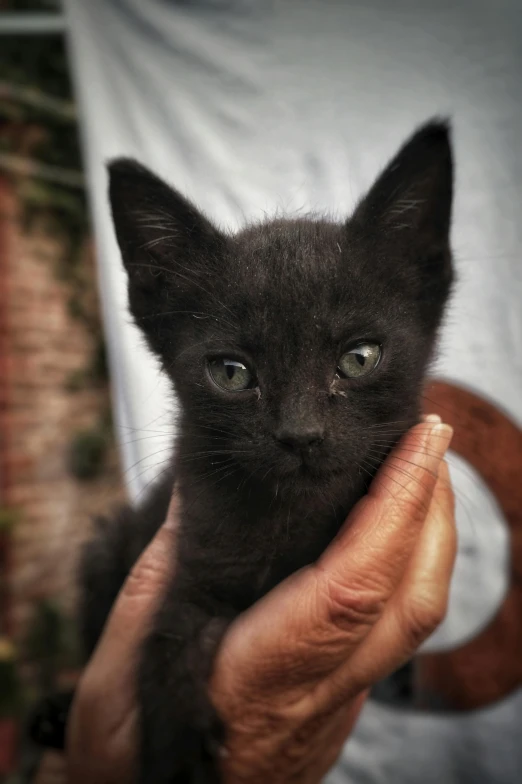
[274,424,324,451]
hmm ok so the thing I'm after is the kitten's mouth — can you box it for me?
[297,461,328,478]
[272,458,344,485]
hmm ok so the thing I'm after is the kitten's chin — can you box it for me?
[266,461,358,497]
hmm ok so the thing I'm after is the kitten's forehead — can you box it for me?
[215,217,400,356]
[231,218,346,308]
[229,218,391,321]
[234,218,342,273]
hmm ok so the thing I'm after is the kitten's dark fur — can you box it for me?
[80,121,453,783]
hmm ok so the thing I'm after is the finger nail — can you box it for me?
[423,413,442,423]
[429,423,453,455]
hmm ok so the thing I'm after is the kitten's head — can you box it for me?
[109,120,453,503]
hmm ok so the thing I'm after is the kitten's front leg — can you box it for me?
[139,583,234,784]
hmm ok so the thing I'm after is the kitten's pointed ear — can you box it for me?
[108,158,226,320]
[352,119,453,256]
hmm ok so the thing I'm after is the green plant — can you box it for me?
[0,20,89,246]
[23,599,82,700]
[19,178,87,254]
[64,367,87,392]
[68,428,107,480]
[64,338,109,393]
[0,508,20,534]
[0,639,22,718]
[90,337,109,383]
[67,292,86,322]
[24,600,63,695]
[99,403,114,437]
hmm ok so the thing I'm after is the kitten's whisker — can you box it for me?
[366,442,484,533]
[117,411,175,434]
[140,233,180,250]
[186,423,248,437]
[169,339,216,364]
[357,459,399,508]
[366,426,460,441]
[175,450,256,465]
[260,465,275,483]
[192,461,238,485]
[136,309,237,332]
[369,441,482,487]
[367,449,445,486]
[359,457,436,515]
[368,440,450,456]
[132,461,174,506]
[121,446,174,480]
[120,433,174,449]
[179,465,236,518]
[420,394,466,426]
[372,451,479,539]
[361,456,437,517]
[365,419,412,430]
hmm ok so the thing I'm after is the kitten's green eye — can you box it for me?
[208,358,254,392]
[338,343,381,379]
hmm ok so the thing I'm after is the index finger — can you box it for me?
[311,421,453,662]
[319,420,453,602]
[214,421,453,699]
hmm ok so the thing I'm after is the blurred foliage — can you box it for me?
[65,340,109,392]
[0,33,80,161]
[0,638,23,717]
[0,15,116,775]
[0,15,89,242]
[19,178,87,257]
[24,599,80,694]
[0,19,112,399]
[100,401,114,434]
[68,428,108,480]
[90,337,109,383]
[0,507,20,533]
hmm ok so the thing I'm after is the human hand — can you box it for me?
[67,418,455,783]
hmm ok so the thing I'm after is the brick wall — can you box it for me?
[0,174,125,643]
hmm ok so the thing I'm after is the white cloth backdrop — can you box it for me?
[64,1,522,781]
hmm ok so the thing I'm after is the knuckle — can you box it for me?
[320,571,386,633]
[124,561,162,601]
[385,462,436,520]
[396,484,430,521]
[122,534,173,603]
[402,588,448,647]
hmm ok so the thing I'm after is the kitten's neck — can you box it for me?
[175,449,360,558]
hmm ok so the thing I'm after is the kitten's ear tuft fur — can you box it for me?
[108,158,224,273]
[107,158,226,328]
[352,118,453,252]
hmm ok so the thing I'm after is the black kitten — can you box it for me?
[80,120,453,783]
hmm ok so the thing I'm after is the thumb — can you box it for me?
[68,496,179,747]
[67,496,179,784]
[86,494,179,690]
